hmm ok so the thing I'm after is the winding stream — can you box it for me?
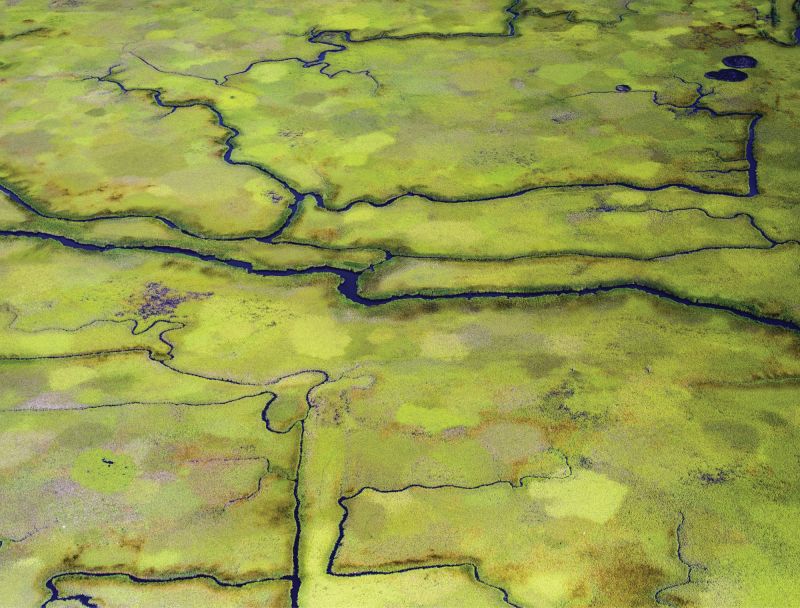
[3,228,799,334]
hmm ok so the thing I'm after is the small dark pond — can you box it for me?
[705,69,748,82]
[722,55,758,68]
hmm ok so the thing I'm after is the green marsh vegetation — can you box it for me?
[1,0,799,606]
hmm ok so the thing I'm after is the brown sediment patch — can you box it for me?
[337,551,457,573]
[198,265,233,279]
[385,300,441,320]
[116,534,144,553]
[592,543,668,605]
[264,497,295,528]
[687,24,749,48]
[59,544,88,569]
[308,228,342,242]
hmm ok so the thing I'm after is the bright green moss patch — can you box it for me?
[71,448,137,493]
[395,403,481,434]
[532,469,628,524]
